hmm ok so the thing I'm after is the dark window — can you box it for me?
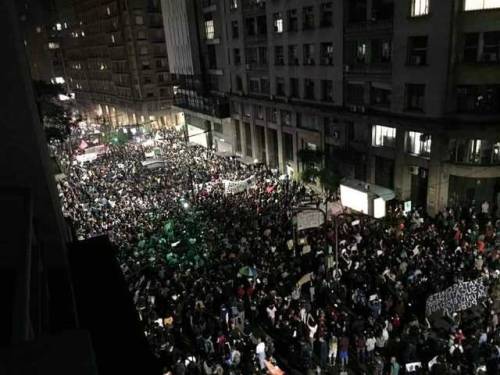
[321,80,333,101]
[303,6,315,29]
[281,110,291,125]
[288,45,299,65]
[213,122,223,133]
[245,18,256,36]
[372,0,394,20]
[276,77,285,96]
[288,9,298,31]
[274,46,284,65]
[234,119,242,153]
[245,47,257,64]
[290,78,299,98]
[372,39,392,63]
[268,108,278,122]
[457,85,500,114]
[256,105,264,119]
[482,31,500,63]
[407,36,428,65]
[236,75,243,91]
[232,20,239,38]
[349,0,367,23]
[207,45,217,69]
[346,83,365,105]
[405,84,425,111]
[260,78,270,94]
[320,3,333,27]
[233,48,241,65]
[463,33,479,63]
[257,15,267,34]
[304,79,315,99]
[371,86,391,108]
[258,46,268,64]
[283,132,294,162]
[248,78,260,93]
[244,122,252,157]
[303,44,315,65]
[320,43,334,65]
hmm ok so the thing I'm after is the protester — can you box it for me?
[54,128,500,374]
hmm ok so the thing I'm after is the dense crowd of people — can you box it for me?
[53,128,500,374]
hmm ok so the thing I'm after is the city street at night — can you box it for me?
[1,0,500,375]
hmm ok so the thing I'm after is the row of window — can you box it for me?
[234,79,498,114]
[237,4,333,38]
[237,76,334,101]
[372,125,431,157]
[232,43,335,66]
[410,0,500,16]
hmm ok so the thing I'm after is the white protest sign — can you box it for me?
[223,175,255,195]
[76,153,98,163]
[425,278,488,316]
[296,209,324,231]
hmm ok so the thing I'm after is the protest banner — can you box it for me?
[425,278,488,316]
[76,153,98,163]
[85,144,107,155]
[223,175,256,195]
[297,209,324,231]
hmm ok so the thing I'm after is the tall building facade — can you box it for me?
[161,0,232,153]
[167,0,499,215]
[61,0,174,128]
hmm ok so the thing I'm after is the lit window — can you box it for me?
[273,13,283,33]
[56,23,62,30]
[36,26,41,33]
[357,42,367,63]
[135,16,143,25]
[64,22,68,29]
[111,34,115,43]
[411,0,429,16]
[205,20,215,40]
[106,6,111,15]
[372,125,396,147]
[48,42,60,49]
[230,0,238,9]
[81,31,85,37]
[464,0,500,10]
[406,131,431,157]
[53,77,65,84]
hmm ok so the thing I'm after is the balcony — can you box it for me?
[345,19,393,35]
[174,94,230,118]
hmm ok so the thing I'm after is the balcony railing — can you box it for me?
[174,94,230,118]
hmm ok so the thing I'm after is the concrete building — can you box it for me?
[62,0,174,128]
[192,0,500,215]
[17,0,68,84]
[161,0,232,153]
